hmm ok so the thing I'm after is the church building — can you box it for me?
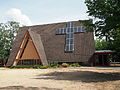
[6,20,95,66]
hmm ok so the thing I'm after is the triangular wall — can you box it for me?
[20,37,40,60]
[13,32,41,66]
[28,30,48,66]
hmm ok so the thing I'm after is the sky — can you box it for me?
[0,0,90,26]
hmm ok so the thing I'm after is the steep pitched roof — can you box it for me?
[6,28,28,66]
[28,29,48,65]
[7,20,95,66]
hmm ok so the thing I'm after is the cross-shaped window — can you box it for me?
[56,22,85,52]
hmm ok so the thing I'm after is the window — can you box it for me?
[70,44,74,51]
[65,33,74,52]
[66,28,74,34]
[70,39,74,44]
[17,59,40,65]
[82,26,86,32]
[56,28,66,34]
[56,29,59,34]
[66,38,73,44]
[61,28,66,34]
[78,27,82,32]
[66,22,74,27]
[65,44,74,52]
[65,45,69,51]
[74,26,85,33]
[66,33,73,38]
[56,22,86,52]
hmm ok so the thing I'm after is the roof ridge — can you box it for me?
[20,20,82,28]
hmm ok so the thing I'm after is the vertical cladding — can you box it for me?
[37,21,95,63]
[7,20,95,66]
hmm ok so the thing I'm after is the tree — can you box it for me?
[109,29,120,61]
[0,21,20,65]
[85,0,120,61]
[95,39,109,50]
[85,0,120,39]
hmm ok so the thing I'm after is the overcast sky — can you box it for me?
[0,0,89,26]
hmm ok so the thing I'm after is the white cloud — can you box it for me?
[6,8,32,26]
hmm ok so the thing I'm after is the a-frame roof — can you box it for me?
[6,28,48,66]
[6,28,27,66]
[6,20,95,66]
[28,29,48,65]
[6,21,70,66]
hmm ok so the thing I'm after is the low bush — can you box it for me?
[70,63,81,67]
[49,61,59,68]
[9,62,81,69]
[32,65,42,69]
[10,65,49,69]
[10,65,33,68]
[0,64,4,67]
[61,63,69,67]
[40,65,49,69]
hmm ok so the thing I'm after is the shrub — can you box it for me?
[49,61,59,68]
[0,64,3,67]
[10,66,14,68]
[61,63,69,67]
[10,65,49,69]
[10,65,33,68]
[70,63,81,67]
[39,65,49,69]
[33,65,42,69]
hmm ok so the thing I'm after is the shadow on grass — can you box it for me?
[0,86,61,90]
[34,71,120,83]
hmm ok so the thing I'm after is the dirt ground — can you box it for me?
[0,67,120,90]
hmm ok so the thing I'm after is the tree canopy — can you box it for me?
[85,0,120,39]
[95,39,109,50]
[0,21,20,64]
[85,0,120,61]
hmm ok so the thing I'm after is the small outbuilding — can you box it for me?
[92,50,114,66]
